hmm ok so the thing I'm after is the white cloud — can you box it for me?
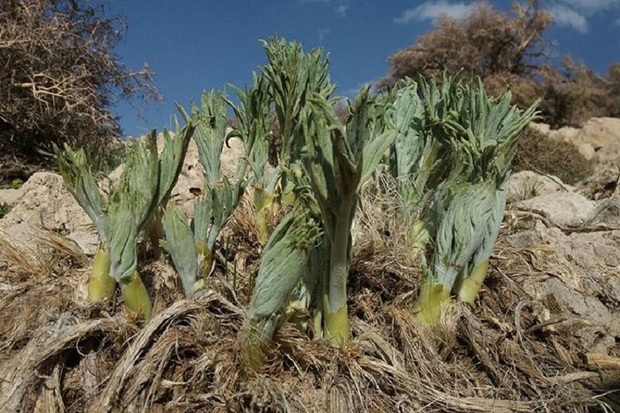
[554,0,620,15]
[541,0,620,33]
[300,0,350,17]
[548,4,589,33]
[336,4,349,17]
[394,1,476,24]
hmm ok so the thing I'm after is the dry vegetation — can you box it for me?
[512,126,592,185]
[0,0,158,181]
[383,0,620,129]
[1,2,620,412]
[0,189,618,412]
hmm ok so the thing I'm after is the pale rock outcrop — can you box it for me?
[506,191,620,353]
[507,171,571,203]
[0,188,23,208]
[549,118,620,167]
[0,172,98,255]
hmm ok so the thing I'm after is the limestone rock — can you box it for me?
[0,172,98,255]
[0,188,23,208]
[506,186,620,354]
[551,117,620,167]
[507,171,571,203]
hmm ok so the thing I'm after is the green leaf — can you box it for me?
[156,119,194,207]
[54,144,107,241]
[193,177,245,251]
[190,91,228,186]
[247,208,320,340]
[432,181,499,290]
[106,205,140,282]
[162,204,199,297]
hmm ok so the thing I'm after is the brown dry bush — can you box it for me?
[383,0,620,128]
[513,126,593,184]
[0,0,159,181]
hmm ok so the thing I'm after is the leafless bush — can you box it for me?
[383,0,620,128]
[0,0,160,179]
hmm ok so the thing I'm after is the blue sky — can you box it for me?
[110,0,620,137]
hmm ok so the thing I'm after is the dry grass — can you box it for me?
[0,190,616,412]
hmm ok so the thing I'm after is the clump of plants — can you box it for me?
[54,118,194,320]
[54,38,538,367]
[512,126,592,185]
[395,76,540,327]
[162,90,255,297]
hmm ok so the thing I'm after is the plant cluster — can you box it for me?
[55,38,538,373]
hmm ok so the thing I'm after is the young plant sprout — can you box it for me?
[412,76,540,327]
[163,91,252,296]
[303,85,412,345]
[243,38,422,353]
[226,74,274,244]
[243,203,321,370]
[55,119,193,320]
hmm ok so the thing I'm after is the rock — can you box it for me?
[529,122,550,134]
[516,191,620,231]
[576,117,620,149]
[553,117,620,167]
[515,192,597,228]
[577,166,620,200]
[0,188,23,208]
[505,223,620,354]
[507,171,571,202]
[505,185,620,354]
[548,125,580,143]
[578,143,595,161]
[0,172,98,255]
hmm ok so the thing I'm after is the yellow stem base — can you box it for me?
[88,247,116,303]
[196,241,212,279]
[120,272,153,321]
[456,261,489,305]
[324,305,349,347]
[413,282,451,328]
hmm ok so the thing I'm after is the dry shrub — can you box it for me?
[384,0,620,128]
[0,0,159,180]
[513,126,592,184]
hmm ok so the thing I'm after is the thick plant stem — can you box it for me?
[409,219,430,256]
[455,260,488,305]
[413,281,451,328]
[145,211,165,259]
[240,328,268,375]
[120,271,153,320]
[253,187,274,245]
[195,240,212,279]
[325,217,352,346]
[324,306,349,345]
[88,246,115,303]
